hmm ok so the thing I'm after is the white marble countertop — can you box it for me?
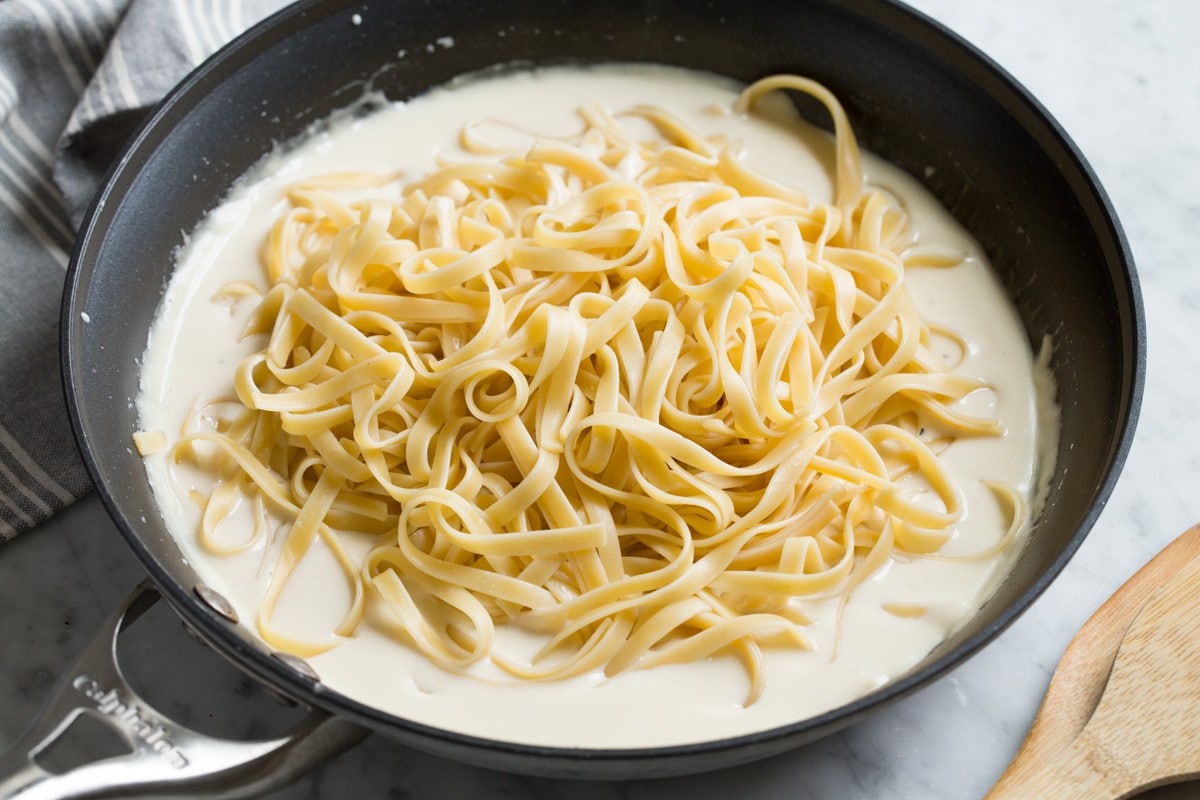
[2,0,1197,797]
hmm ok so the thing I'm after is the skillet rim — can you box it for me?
[60,0,1145,775]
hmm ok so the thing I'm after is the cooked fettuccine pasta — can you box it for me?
[164,72,1024,706]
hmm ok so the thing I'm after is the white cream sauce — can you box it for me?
[137,65,1054,749]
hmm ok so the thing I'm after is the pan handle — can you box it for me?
[0,581,367,799]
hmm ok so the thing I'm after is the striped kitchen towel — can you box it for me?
[0,0,292,541]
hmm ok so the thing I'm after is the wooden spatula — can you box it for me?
[986,523,1200,798]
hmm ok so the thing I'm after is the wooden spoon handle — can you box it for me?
[986,523,1200,798]
[985,733,1138,800]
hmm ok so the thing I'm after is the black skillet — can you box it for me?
[5,0,1148,795]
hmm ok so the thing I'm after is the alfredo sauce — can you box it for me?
[137,65,1055,749]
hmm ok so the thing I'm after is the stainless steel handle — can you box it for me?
[0,581,367,799]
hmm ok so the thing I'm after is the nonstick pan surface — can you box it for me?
[61,0,1143,781]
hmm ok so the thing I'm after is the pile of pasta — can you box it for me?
[176,75,1021,704]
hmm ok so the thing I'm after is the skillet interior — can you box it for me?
[62,0,1143,779]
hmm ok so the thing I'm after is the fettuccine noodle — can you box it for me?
[169,74,1020,705]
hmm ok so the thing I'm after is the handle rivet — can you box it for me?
[272,651,321,682]
[193,584,239,624]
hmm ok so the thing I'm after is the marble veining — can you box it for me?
[3,0,1198,796]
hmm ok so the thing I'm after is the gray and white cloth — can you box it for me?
[0,0,292,541]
